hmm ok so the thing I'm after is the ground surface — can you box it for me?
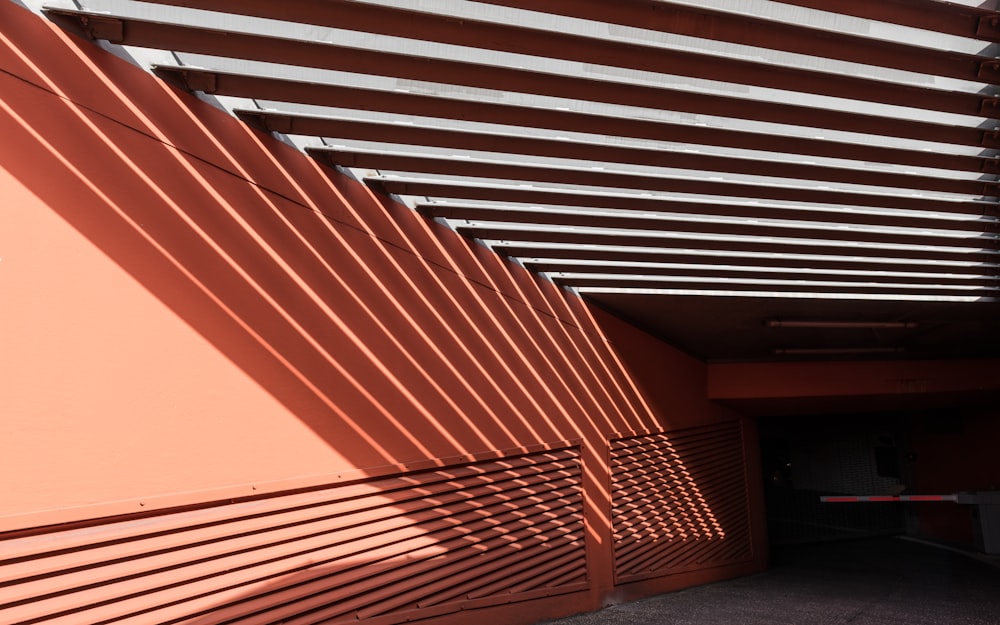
[538,538,1000,624]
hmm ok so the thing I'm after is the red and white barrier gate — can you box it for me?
[820,495,958,503]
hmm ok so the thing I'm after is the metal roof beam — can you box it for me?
[771,0,1000,42]
[155,67,1000,164]
[256,113,1000,191]
[327,149,1000,213]
[50,11,999,138]
[523,262,998,288]
[496,245,998,276]
[475,0,1000,79]
[418,201,996,237]
[554,276,997,298]
[415,203,996,251]
[128,0,1000,81]
[458,226,999,264]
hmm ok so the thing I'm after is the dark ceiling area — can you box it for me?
[585,293,1000,363]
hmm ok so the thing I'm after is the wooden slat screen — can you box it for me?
[0,447,585,625]
[611,422,753,583]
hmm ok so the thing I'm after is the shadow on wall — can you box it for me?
[0,2,663,486]
[0,447,590,624]
[0,5,759,624]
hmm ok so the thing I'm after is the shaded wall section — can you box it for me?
[0,4,764,623]
[908,408,1000,547]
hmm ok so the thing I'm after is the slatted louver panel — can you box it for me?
[611,422,753,583]
[0,447,585,625]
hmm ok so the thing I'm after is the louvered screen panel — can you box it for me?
[0,447,585,625]
[611,422,753,583]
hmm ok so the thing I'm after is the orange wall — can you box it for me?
[0,4,764,623]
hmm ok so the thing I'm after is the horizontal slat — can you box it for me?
[50,9,995,127]
[0,456,580,577]
[475,0,1000,76]
[555,277,998,297]
[112,0,1000,106]
[338,151,1000,211]
[0,448,585,625]
[611,423,751,583]
[0,448,579,563]
[772,0,1000,41]
[526,262,999,288]
[426,201,997,237]
[156,67,1000,166]
[459,226,1000,265]
[277,119,1000,193]
[168,524,582,625]
[503,245,1000,276]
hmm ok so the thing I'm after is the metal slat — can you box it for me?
[0,449,585,625]
[53,8,996,124]
[611,424,751,583]
[556,276,996,298]
[290,123,1000,193]
[0,454,579,577]
[772,0,1000,41]
[497,246,1000,276]
[125,0,1000,86]
[475,0,1000,80]
[526,262,998,288]
[415,202,998,248]
[326,150,1000,211]
[458,226,1000,265]
[154,67,1000,161]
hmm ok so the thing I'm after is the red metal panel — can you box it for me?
[611,422,753,583]
[0,448,586,624]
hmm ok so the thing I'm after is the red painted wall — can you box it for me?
[907,408,1000,546]
[0,4,764,623]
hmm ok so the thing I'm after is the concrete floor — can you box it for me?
[538,538,1000,625]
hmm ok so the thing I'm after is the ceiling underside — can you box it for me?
[43,0,1000,362]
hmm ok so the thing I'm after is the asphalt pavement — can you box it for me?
[537,537,1000,625]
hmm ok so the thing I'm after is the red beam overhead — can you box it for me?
[552,276,996,298]
[413,203,995,251]
[474,0,1000,77]
[55,3,1000,308]
[457,226,999,265]
[770,0,1000,42]
[376,179,1000,235]
[155,67,1000,164]
[497,246,998,277]
[415,202,996,238]
[51,11,1000,136]
[256,113,1000,191]
[522,262,998,288]
[129,0,1000,80]
[324,149,1000,213]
